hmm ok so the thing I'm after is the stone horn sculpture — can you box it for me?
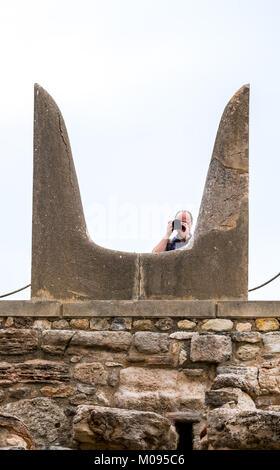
[32,84,249,301]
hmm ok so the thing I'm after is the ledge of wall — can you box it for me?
[0,300,279,318]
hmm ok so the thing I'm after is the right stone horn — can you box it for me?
[140,84,249,300]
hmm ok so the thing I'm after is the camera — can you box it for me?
[172,219,186,232]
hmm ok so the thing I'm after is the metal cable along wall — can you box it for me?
[0,273,279,298]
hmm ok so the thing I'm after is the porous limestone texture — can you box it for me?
[205,409,280,450]
[72,405,178,450]
[0,300,279,450]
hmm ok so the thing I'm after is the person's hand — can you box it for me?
[165,220,173,239]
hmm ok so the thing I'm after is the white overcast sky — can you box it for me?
[0,0,279,300]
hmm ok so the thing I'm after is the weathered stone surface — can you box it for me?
[111,318,132,330]
[89,318,110,330]
[0,329,38,355]
[0,413,35,450]
[216,365,258,384]
[205,390,238,407]
[263,332,280,353]
[1,398,70,448]
[105,362,123,367]
[231,332,262,343]
[190,335,232,363]
[0,390,5,402]
[73,363,108,385]
[165,411,201,423]
[70,319,89,330]
[206,409,280,449]
[33,319,51,330]
[5,317,14,328]
[155,318,174,331]
[40,385,74,397]
[69,331,132,352]
[18,360,69,384]
[133,332,169,354]
[217,301,280,318]
[256,318,279,331]
[235,344,260,361]
[63,300,216,317]
[32,85,138,301]
[201,319,233,332]
[169,332,194,340]
[107,369,119,387]
[211,374,257,398]
[177,320,196,330]
[258,366,280,395]
[41,330,74,354]
[114,367,208,412]
[183,368,206,377]
[72,405,178,450]
[178,348,188,366]
[236,322,252,332]
[0,300,61,317]
[52,320,69,329]
[145,355,174,366]
[132,320,154,331]
[0,363,16,385]
[9,387,31,399]
[76,383,95,395]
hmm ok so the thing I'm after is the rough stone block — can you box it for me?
[263,333,280,353]
[256,318,280,331]
[41,330,75,354]
[18,360,70,384]
[201,319,233,332]
[236,322,252,332]
[111,318,132,330]
[73,363,108,385]
[211,374,257,398]
[206,409,280,449]
[72,405,178,450]
[235,344,260,361]
[114,367,208,412]
[169,332,195,340]
[68,331,132,352]
[33,320,52,330]
[0,413,35,450]
[231,332,261,343]
[190,334,232,363]
[40,385,75,397]
[259,366,280,395]
[0,329,39,355]
[205,390,238,407]
[133,332,169,354]
[216,365,258,384]
[89,318,110,330]
[69,319,89,330]
[1,398,70,449]
[177,320,196,330]
[52,320,69,329]
[155,318,174,331]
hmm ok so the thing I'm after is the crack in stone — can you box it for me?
[63,331,77,355]
[58,113,76,192]
[213,156,248,173]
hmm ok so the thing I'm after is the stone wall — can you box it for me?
[0,300,279,450]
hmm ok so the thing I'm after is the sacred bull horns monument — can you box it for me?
[0,84,280,451]
[32,83,249,301]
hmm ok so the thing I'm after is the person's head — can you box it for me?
[174,210,193,240]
